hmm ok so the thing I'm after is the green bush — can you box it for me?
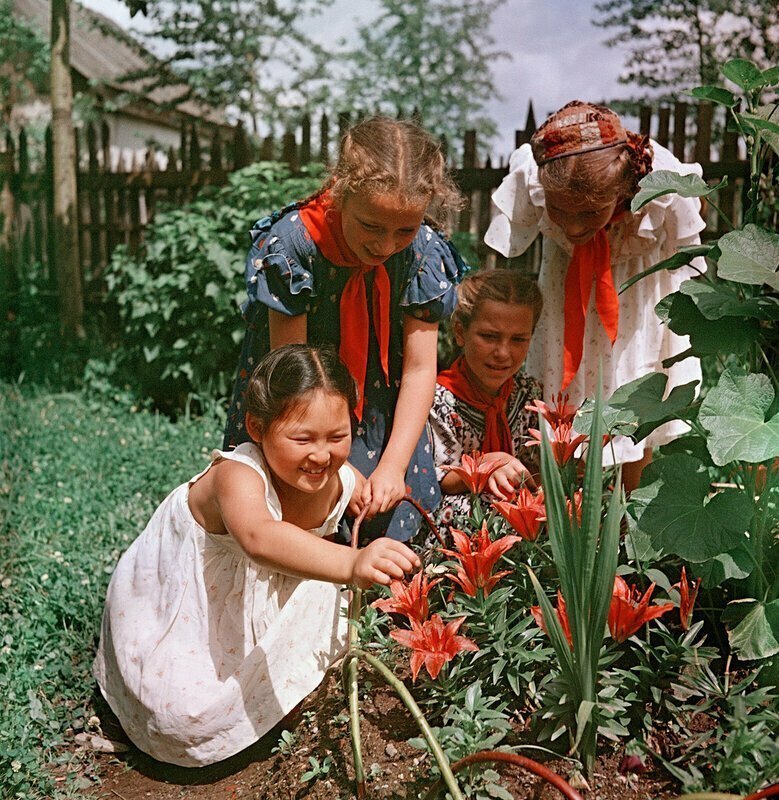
[105,162,325,411]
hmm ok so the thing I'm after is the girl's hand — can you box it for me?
[483,453,536,498]
[361,463,407,519]
[352,538,420,589]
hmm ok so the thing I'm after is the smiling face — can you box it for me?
[338,192,427,265]
[544,189,619,246]
[248,389,352,496]
[454,300,535,396]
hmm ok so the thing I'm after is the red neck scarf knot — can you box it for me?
[298,191,390,420]
[438,355,514,454]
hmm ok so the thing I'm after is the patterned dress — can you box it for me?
[93,443,355,767]
[429,371,542,521]
[485,141,704,464]
[223,203,467,541]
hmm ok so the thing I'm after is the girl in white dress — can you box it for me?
[485,101,704,489]
[93,345,419,767]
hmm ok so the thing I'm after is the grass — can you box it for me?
[0,382,222,799]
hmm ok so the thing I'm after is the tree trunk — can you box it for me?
[50,0,84,338]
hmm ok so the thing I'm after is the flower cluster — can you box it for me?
[493,487,546,541]
[525,392,587,466]
[441,451,501,494]
[371,570,478,681]
[532,575,680,646]
[441,522,522,597]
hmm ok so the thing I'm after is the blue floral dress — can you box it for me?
[224,203,468,541]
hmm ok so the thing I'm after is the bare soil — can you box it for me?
[77,670,679,800]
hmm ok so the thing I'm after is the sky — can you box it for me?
[78,0,633,161]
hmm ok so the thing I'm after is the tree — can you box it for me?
[51,0,84,338]
[338,0,508,149]
[121,0,334,133]
[593,0,779,97]
[0,0,49,129]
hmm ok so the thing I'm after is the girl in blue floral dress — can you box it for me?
[224,117,468,540]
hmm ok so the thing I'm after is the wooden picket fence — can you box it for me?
[0,101,751,299]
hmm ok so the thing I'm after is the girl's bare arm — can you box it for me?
[213,461,419,587]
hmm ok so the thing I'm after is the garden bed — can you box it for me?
[84,671,677,800]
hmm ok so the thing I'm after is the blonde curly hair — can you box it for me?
[327,117,464,231]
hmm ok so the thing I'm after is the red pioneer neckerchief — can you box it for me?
[298,192,390,420]
[437,355,514,454]
[561,213,624,389]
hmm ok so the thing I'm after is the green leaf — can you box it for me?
[619,245,712,294]
[698,368,779,465]
[690,85,736,107]
[717,224,779,291]
[722,58,763,90]
[575,372,697,443]
[679,277,779,321]
[726,599,779,660]
[693,542,753,587]
[655,292,760,357]
[631,170,726,213]
[631,454,751,561]
[762,66,779,86]
[741,106,779,156]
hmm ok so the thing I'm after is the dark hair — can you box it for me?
[452,269,544,331]
[244,344,357,433]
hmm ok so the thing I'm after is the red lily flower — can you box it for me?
[525,392,578,428]
[530,590,573,648]
[493,487,546,541]
[390,614,478,681]
[442,451,502,495]
[371,570,441,624]
[608,576,674,643]
[527,422,588,465]
[442,522,522,597]
[674,567,702,631]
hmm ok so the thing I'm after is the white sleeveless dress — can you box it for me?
[93,443,355,767]
[485,141,705,464]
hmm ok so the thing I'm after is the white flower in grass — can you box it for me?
[11,760,21,773]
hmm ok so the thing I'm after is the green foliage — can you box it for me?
[651,666,779,793]
[104,161,324,411]
[339,0,507,148]
[0,0,49,126]
[118,0,333,130]
[596,57,779,662]
[0,383,220,798]
[408,682,513,800]
[529,385,624,776]
[593,0,779,96]
[300,753,333,782]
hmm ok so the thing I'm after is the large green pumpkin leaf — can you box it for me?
[698,368,779,465]
[693,542,753,587]
[679,278,779,321]
[655,292,760,357]
[717,224,779,291]
[631,171,726,213]
[726,599,779,660]
[631,454,751,561]
[575,372,697,442]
